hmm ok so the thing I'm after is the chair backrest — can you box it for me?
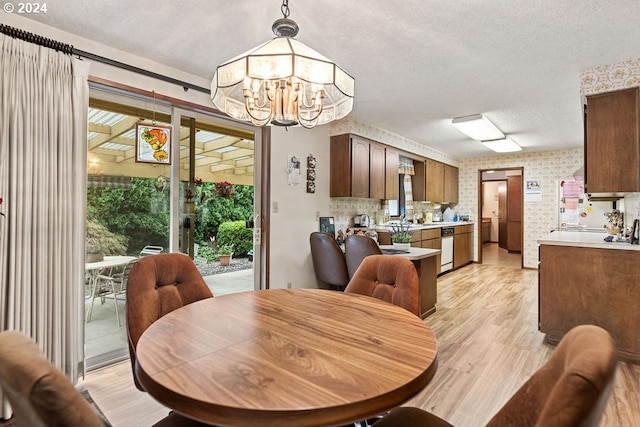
[345,254,420,316]
[344,234,383,279]
[486,324,617,427]
[139,245,163,257]
[126,253,213,391]
[309,232,349,290]
[0,330,106,427]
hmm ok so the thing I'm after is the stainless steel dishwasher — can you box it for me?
[441,227,455,272]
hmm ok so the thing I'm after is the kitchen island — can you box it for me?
[538,230,640,363]
[376,222,475,274]
[380,245,440,318]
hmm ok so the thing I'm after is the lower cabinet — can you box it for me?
[539,244,640,363]
[453,224,474,269]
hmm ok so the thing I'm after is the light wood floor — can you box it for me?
[81,263,640,426]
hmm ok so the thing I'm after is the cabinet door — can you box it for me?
[412,161,426,202]
[425,159,444,202]
[384,149,399,200]
[453,233,470,269]
[444,165,459,204]
[329,134,351,197]
[507,175,522,252]
[369,142,385,199]
[586,87,640,193]
[351,136,370,198]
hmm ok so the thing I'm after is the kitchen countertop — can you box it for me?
[538,230,640,251]
[375,222,474,232]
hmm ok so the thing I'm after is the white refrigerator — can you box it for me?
[557,179,611,230]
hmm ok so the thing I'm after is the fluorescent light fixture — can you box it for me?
[451,114,505,141]
[482,137,522,153]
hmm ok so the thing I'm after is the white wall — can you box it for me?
[268,126,332,289]
[482,182,501,242]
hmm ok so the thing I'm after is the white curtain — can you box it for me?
[0,34,89,416]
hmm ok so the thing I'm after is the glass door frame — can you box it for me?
[171,107,263,290]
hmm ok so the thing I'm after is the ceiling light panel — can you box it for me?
[452,114,505,141]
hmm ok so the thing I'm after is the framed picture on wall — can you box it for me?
[136,123,172,165]
[319,217,335,237]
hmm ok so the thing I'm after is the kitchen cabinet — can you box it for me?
[330,134,400,199]
[444,164,459,204]
[482,218,491,243]
[421,229,442,275]
[425,159,444,202]
[539,243,640,363]
[378,228,442,274]
[453,224,473,269]
[585,87,640,193]
[420,159,459,204]
[384,148,399,200]
[369,142,385,199]
[412,160,426,201]
[330,134,370,198]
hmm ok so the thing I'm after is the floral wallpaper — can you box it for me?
[457,149,583,268]
[326,58,640,268]
[580,57,640,96]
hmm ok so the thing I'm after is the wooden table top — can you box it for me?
[135,289,438,427]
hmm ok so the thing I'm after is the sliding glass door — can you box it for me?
[84,89,261,370]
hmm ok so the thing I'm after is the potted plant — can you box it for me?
[217,244,234,266]
[389,223,413,250]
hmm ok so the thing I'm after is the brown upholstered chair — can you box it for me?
[344,234,383,279]
[345,254,420,316]
[309,231,350,291]
[374,324,618,427]
[126,253,213,391]
[0,330,107,427]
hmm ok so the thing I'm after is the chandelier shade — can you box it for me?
[211,2,354,128]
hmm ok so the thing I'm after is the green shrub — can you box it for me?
[86,219,128,255]
[216,220,253,256]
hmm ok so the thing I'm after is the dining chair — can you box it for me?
[309,231,350,291]
[89,258,137,326]
[139,245,163,257]
[344,234,383,279]
[373,324,618,427]
[345,254,420,316]
[0,330,108,427]
[126,253,213,391]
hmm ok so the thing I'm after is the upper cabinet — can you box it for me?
[384,148,400,200]
[330,133,457,202]
[369,142,386,199]
[416,159,458,204]
[330,134,370,198]
[585,87,640,193]
[425,159,444,202]
[330,134,398,199]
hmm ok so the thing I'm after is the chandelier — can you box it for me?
[211,0,355,128]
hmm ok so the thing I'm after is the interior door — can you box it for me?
[507,175,522,252]
[498,181,508,249]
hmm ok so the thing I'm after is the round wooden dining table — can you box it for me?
[135,288,438,427]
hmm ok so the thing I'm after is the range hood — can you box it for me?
[573,167,624,201]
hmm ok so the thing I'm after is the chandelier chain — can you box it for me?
[281,0,290,18]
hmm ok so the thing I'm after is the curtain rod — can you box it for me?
[0,24,211,95]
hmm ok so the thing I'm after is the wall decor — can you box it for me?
[287,155,301,185]
[307,154,316,193]
[319,216,335,237]
[136,123,171,164]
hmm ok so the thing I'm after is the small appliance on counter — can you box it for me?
[352,214,371,228]
[432,210,442,222]
[631,219,640,245]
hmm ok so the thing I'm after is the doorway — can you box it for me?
[478,168,523,268]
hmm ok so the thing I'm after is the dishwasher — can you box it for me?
[441,227,454,272]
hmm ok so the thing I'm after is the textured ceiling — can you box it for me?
[18,0,640,158]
